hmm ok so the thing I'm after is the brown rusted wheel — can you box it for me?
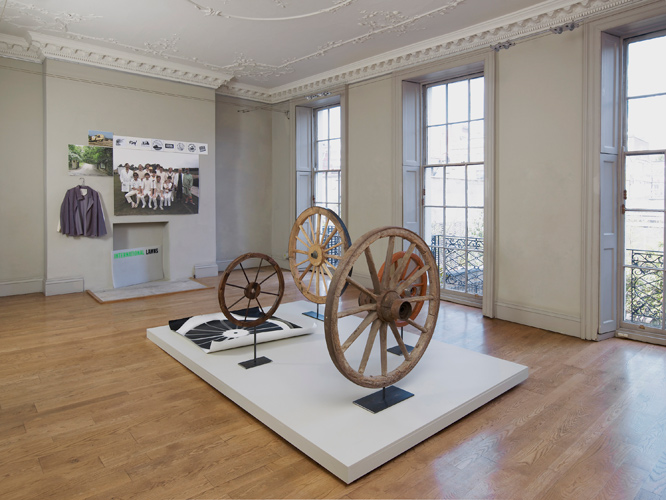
[288,206,352,304]
[324,227,440,389]
[218,252,285,328]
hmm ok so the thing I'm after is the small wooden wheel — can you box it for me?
[288,206,352,304]
[324,227,440,389]
[376,251,427,328]
[218,252,285,328]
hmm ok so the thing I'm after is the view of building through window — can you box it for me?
[423,76,484,297]
[623,34,666,330]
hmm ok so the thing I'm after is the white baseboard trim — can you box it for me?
[495,301,581,338]
[44,277,84,296]
[0,278,43,297]
[194,263,219,279]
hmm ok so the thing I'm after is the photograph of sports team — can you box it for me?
[113,148,199,216]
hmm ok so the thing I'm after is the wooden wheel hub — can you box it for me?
[378,291,412,323]
[307,244,324,266]
[244,282,261,300]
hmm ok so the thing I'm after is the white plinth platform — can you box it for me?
[147,301,528,483]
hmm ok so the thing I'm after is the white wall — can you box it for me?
[495,31,584,335]
[43,59,217,294]
[215,96,273,269]
[0,58,44,296]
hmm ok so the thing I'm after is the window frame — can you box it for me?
[397,51,495,316]
[422,72,486,306]
[293,92,346,222]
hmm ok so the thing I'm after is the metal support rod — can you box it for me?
[253,325,257,361]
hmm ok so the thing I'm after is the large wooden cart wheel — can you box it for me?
[218,252,285,328]
[288,206,352,304]
[324,227,440,389]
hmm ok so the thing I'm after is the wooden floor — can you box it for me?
[1,271,666,500]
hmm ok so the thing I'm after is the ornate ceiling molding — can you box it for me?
[217,0,657,103]
[26,32,232,89]
[185,0,356,21]
[0,33,41,62]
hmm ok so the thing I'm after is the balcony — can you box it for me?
[626,248,664,328]
[430,235,483,295]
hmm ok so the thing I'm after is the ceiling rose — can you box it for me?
[186,0,356,21]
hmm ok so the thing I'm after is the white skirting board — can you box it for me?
[147,301,528,483]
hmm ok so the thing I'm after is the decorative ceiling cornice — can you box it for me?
[185,0,357,21]
[0,0,658,99]
[0,33,40,62]
[217,0,658,103]
[25,32,232,89]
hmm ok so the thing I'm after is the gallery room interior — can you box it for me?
[2,0,666,498]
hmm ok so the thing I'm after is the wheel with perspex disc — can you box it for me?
[218,252,285,328]
[324,226,440,389]
[288,206,352,304]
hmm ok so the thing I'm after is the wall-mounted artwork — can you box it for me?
[68,144,114,176]
[113,148,200,216]
[88,130,113,148]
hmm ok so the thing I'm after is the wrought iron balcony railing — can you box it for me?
[626,248,664,327]
[430,235,483,295]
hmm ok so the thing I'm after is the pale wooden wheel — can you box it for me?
[288,206,352,304]
[324,227,440,389]
[218,252,285,328]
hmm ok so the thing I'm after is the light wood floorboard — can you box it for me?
[1,269,666,499]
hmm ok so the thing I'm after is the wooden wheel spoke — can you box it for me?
[341,312,377,352]
[379,324,388,376]
[315,267,320,295]
[404,294,434,303]
[261,290,280,296]
[389,322,411,360]
[321,261,334,280]
[388,242,417,289]
[346,276,377,301]
[396,265,430,295]
[323,253,341,260]
[322,271,328,294]
[239,263,251,284]
[294,257,310,268]
[299,263,313,281]
[338,303,376,319]
[253,258,263,283]
[295,249,308,255]
[244,299,252,322]
[306,267,315,291]
[358,319,381,375]
[364,247,381,294]
[299,224,314,246]
[315,213,321,244]
[405,318,428,333]
[326,240,344,251]
[382,236,395,287]
[224,282,246,290]
[321,225,338,247]
[255,298,266,316]
[296,235,310,249]
[258,271,277,285]
[227,295,245,311]
[310,215,318,246]
[320,216,329,244]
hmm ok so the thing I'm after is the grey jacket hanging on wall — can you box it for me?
[59,185,107,237]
